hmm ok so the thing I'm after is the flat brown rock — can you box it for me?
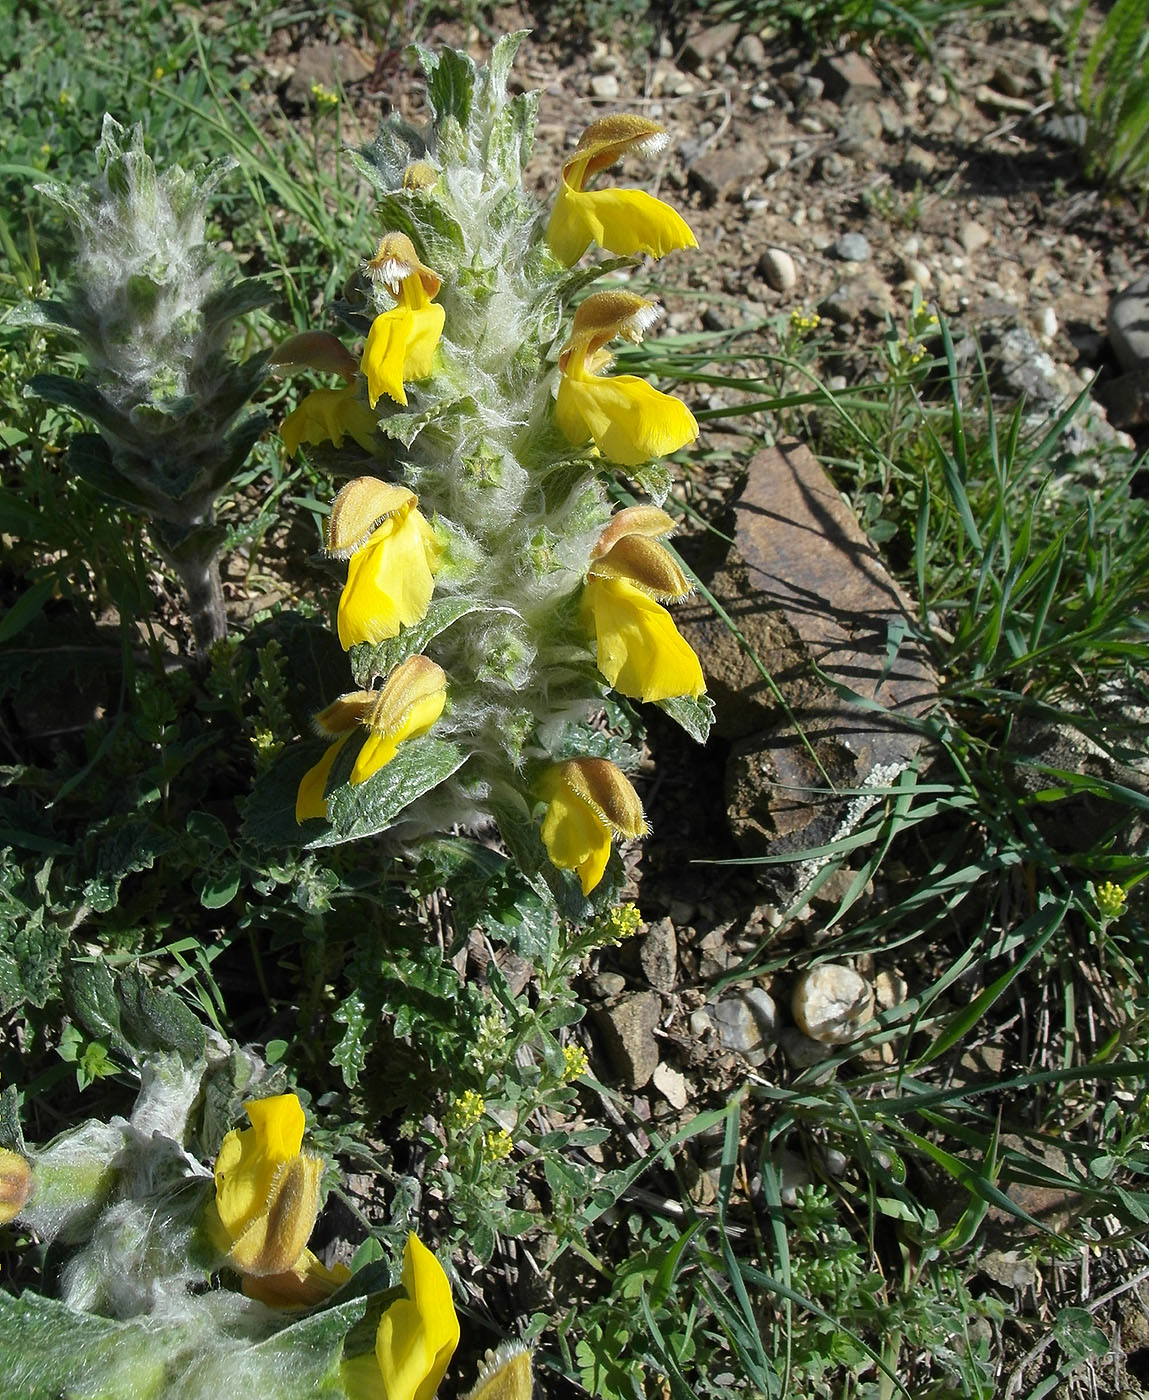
[679,440,938,868]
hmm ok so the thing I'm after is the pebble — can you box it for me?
[733,33,766,68]
[652,1062,689,1110]
[960,219,992,255]
[589,74,620,100]
[905,258,932,288]
[791,965,875,1044]
[758,247,797,292]
[1041,306,1058,341]
[834,232,871,262]
[874,970,908,1010]
[638,918,677,993]
[779,1026,829,1068]
[689,1008,713,1039]
[711,987,776,1055]
[1108,274,1149,371]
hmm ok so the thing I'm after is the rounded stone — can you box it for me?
[1108,274,1149,372]
[834,232,871,262]
[791,965,875,1044]
[758,246,797,292]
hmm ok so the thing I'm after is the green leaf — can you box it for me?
[66,963,206,1066]
[200,276,276,331]
[415,42,476,127]
[657,693,715,745]
[0,574,59,645]
[313,737,467,847]
[197,865,241,909]
[64,433,168,512]
[332,989,371,1089]
[28,373,138,444]
[349,596,514,687]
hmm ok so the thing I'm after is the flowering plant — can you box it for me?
[254,35,712,901]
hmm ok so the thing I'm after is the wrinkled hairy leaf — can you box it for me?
[350,596,517,687]
[314,736,467,848]
[66,962,206,1066]
[657,693,715,745]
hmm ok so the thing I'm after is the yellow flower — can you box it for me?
[546,114,697,267]
[561,1044,589,1083]
[325,477,442,650]
[360,232,446,408]
[295,657,448,822]
[212,1093,324,1278]
[580,506,705,702]
[243,1248,351,1309]
[343,1233,460,1400]
[484,1129,514,1161]
[281,386,378,456]
[538,758,646,896]
[556,291,697,467]
[445,1089,486,1135]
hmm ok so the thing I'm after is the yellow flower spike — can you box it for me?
[349,656,448,786]
[546,114,698,266]
[281,386,378,456]
[0,1148,33,1224]
[580,575,705,703]
[270,331,361,383]
[212,1093,324,1278]
[556,292,698,467]
[361,232,445,408]
[538,758,646,896]
[325,478,442,650]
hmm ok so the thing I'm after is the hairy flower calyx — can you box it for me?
[364,231,442,298]
[325,478,420,559]
[546,114,697,267]
[590,506,691,600]
[270,331,360,383]
[538,758,646,895]
[0,1149,33,1224]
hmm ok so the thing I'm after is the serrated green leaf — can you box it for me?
[416,43,476,127]
[313,737,467,847]
[64,433,169,512]
[371,190,466,261]
[349,596,515,686]
[656,693,715,745]
[375,394,477,449]
[28,372,138,444]
[200,277,276,331]
[332,988,371,1089]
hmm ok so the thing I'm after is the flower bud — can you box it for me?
[269,331,360,383]
[0,1148,33,1224]
[403,161,439,190]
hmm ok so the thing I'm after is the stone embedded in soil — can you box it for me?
[1097,366,1149,429]
[711,987,776,1056]
[834,233,871,263]
[285,42,372,104]
[681,20,741,70]
[757,247,797,292]
[687,144,766,206]
[676,441,937,877]
[639,918,678,993]
[814,52,883,105]
[593,991,661,1090]
[779,1026,832,1068]
[1107,274,1149,372]
[791,965,875,1044]
[651,1061,689,1110]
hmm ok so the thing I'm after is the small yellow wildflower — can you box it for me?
[789,309,821,333]
[153,66,165,81]
[561,1044,589,1083]
[538,758,646,895]
[445,1089,486,1135]
[484,1129,514,1161]
[310,81,339,110]
[1096,881,1127,920]
[606,903,643,942]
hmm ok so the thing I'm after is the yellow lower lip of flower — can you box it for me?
[361,301,445,408]
[546,181,697,267]
[580,575,705,702]
[556,370,697,468]
[538,759,644,895]
[336,507,441,649]
[347,1233,460,1400]
[281,386,377,457]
